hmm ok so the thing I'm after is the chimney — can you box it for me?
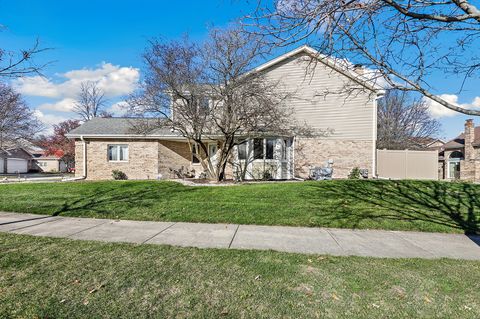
[353,64,364,75]
[464,119,475,160]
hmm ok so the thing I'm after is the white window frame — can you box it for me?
[108,144,129,162]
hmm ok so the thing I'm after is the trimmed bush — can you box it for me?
[348,167,361,179]
[112,170,128,180]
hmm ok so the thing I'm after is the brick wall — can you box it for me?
[295,138,374,179]
[74,140,84,178]
[75,137,374,180]
[158,140,191,178]
[76,139,160,180]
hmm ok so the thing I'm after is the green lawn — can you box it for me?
[0,233,479,318]
[0,179,479,233]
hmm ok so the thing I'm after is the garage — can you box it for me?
[6,158,29,174]
[0,158,4,173]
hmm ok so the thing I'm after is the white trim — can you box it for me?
[108,144,129,162]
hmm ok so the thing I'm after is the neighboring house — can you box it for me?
[66,45,384,180]
[437,119,480,181]
[31,151,68,173]
[410,137,445,150]
[0,148,32,174]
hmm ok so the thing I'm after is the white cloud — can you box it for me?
[108,101,129,116]
[424,94,480,118]
[473,97,480,107]
[34,110,70,134]
[38,98,77,112]
[15,76,60,98]
[14,62,140,99]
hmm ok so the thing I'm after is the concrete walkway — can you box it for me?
[1,212,480,260]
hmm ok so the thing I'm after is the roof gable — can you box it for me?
[253,45,384,93]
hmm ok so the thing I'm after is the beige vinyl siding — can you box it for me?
[262,53,375,140]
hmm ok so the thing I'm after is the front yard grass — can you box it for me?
[0,179,479,233]
[1,232,479,318]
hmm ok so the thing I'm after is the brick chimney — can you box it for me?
[464,119,475,160]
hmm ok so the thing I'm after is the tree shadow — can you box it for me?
[302,180,480,236]
[50,182,200,219]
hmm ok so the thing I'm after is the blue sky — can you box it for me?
[1,0,478,139]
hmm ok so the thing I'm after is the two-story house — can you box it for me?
[66,46,384,180]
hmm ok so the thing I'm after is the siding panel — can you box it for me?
[262,53,375,140]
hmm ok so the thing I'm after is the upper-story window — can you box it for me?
[198,97,210,110]
[108,145,129,162]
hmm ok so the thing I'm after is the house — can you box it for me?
[439,119,480,181]
[31,151,68,173]
[66,46,384,180]
[0,148,32,174]
[410,137,445,150]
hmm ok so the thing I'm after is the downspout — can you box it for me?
[63,135,87,181]
[372,93,384,178]
[292,136,298,180]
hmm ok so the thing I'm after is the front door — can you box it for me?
[448,161,460,179]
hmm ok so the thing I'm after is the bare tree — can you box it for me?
[73,81,109,121]
[0,27,50,78]
[377,90,440,150]
[0,83,43,148]
[247,0,480,115]
[129,27,297,181]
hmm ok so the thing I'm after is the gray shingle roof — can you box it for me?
[66,118,181,137]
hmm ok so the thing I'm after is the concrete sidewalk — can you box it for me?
[1,212,480,260]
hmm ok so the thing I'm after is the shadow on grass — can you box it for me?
[51,182,199,218]
[303,180,480,235]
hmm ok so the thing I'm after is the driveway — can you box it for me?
[0,173,71,183]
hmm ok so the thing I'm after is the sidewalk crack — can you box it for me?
[66,219,111,238]
[228,225,240,249]
[142,222,177,244]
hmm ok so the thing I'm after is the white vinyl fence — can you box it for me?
[376,149,438,180]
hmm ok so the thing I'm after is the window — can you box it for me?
[254,139,263,160]
[238,142,247,160]
[192,144,200,164]
[198,97,210,109]
[108,145,128,162]
[265,139,275,160]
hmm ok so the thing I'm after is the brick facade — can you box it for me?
[295,138,374,179]
[158,140,191,178]
[75,139,194,180]
[75,137,373,180]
